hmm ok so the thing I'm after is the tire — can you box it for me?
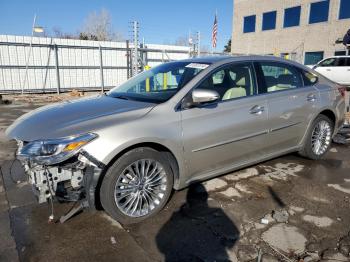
[299,114,334,160]
[100,147,174,225]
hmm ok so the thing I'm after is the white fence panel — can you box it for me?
[0,35,190,93]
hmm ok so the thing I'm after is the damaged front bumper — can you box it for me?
[19,149,105,209]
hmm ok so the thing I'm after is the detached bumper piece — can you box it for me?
[21,150,105,209]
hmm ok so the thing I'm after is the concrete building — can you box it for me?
[231,0,350,65]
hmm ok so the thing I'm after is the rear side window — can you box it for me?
[258,62,303,93]
[336,58,350,67]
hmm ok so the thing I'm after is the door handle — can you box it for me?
[250,105,265,115]
[307,94,317,102]
[326,69,331,71]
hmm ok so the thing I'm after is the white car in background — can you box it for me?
[312,56,350,87]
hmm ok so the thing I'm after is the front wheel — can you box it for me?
[100,147,174,225]
[299,115,334,160]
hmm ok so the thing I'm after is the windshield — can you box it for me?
[108,61,209,103]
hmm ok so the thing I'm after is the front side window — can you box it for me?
[319,58,336,67]
[243,15,256,33]
[284,6,301,28]
[309,0,329,24]
[259,62,303,93]
[304,51,324,65]
[262,11,277,31]
[195,63,256,101]
[108,61,208,103]
[339,0,350,20]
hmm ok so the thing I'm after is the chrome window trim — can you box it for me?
[178,61,259,111]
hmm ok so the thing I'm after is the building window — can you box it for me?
[304,51,324,65]
[243,15,256,33]
[335,51,347,56]
[309,0,329,24]
[262,11,277,31]
[284,6,301,28]
[339,0,350,20]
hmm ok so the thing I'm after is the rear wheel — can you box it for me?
[299,115,334,160]
[100,147,174,224]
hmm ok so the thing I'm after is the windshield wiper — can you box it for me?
[111,95,131,100]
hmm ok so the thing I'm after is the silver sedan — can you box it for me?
[6,56,346,224]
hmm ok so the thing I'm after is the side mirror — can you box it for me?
[304,72,318,84]
[309,75,318,84]
[192,89,220,104]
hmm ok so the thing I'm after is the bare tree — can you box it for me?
[80,8,123,41]
[52,27,76,39]
[52,27,64,38]
[174,35,189,46]
[200,45,210,54]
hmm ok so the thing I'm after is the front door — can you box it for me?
[315,57,340,83]
[181,62,269,182]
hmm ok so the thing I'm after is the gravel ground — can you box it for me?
[0,99,349,262]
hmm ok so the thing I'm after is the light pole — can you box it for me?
[22,14,44,94]
[197,31,201,56]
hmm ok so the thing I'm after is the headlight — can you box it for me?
[18,133,97,165]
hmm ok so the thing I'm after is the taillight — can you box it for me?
[337,85,346,97]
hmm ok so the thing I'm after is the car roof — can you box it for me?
[180,55,301,65]
[179,55,233,64]
[321,56,350,59]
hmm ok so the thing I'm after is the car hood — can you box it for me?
[6,94,156,141]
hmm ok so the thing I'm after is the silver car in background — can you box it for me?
[6,56,346,224]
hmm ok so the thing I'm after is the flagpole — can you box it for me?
[215,9,217,54]
[211,10,218,55]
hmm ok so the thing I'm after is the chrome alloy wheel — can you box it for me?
[114,159,168,217]
[311,120,332,156]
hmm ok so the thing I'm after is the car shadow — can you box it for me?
[155,184,240,261]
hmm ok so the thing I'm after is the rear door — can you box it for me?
[181,62,269,181]
[255,61,319,153]
[334,57,350,85]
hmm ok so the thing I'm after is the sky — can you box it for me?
[0,0,233,51]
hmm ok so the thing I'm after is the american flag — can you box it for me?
[212,13,218,49]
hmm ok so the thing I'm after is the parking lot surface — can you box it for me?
[1,100,350,262]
